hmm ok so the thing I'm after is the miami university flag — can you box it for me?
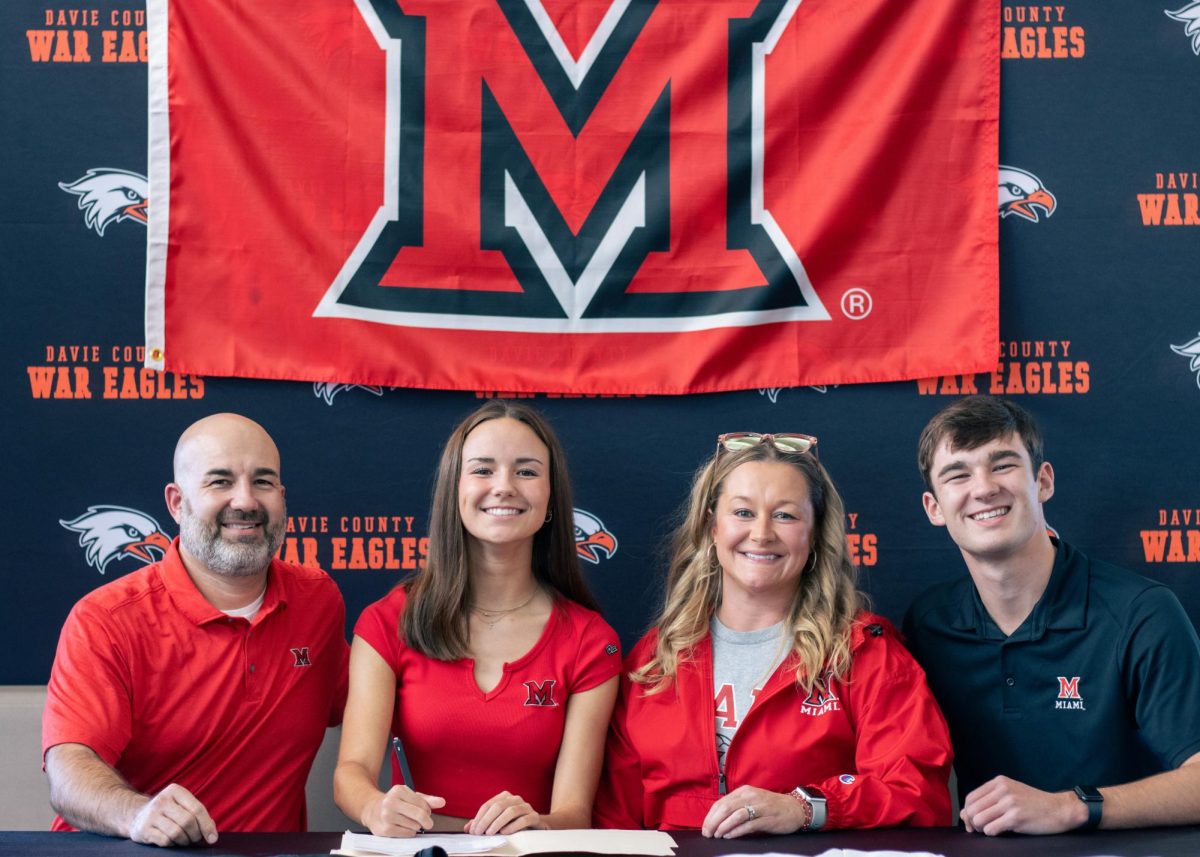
[146,0,998,394]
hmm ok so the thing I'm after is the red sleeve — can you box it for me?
[42,599,132,767]
[353,588,405,671]
[565,605,621,693]
[820,624,953,828]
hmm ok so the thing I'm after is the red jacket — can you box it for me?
[595,613,952,830]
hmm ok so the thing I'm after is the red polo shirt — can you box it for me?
[355,587,620,818]
[43,539,349,832]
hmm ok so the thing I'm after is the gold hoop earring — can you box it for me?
[707,543,721,571]
[804,549,818,574]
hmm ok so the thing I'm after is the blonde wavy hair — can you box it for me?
[631,441,863,696]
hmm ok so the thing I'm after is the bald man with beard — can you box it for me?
[43,414,349,846]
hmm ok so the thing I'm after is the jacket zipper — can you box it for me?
[701,642,728,797]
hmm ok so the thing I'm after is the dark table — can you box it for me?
[2,828,1197,857]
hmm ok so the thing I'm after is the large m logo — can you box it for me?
[316,0,828,332]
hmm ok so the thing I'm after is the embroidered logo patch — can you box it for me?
[523,679,558,707]
[800,670,841,716]
[1055,675,1086,710]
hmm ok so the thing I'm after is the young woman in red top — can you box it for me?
[335,402,619,837]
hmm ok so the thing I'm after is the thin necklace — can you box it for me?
[472,588,539,629]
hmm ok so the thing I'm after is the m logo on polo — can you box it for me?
[801,670,840,716]
[291,647,312,667]
[315,0,829,333]
[1055,676,1085,710]
[523,679,558,707]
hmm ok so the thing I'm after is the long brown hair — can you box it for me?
[632,441,863,695]
[401,401,600,659]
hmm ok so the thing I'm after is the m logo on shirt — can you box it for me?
[1057,676,1080,698]
[291,647,312,667]
[801,670,841,716]
[523,679,558,707]
[1055,676,1085,710]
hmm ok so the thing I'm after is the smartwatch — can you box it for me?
[790,786,827,831]
[1073,785,1103,831]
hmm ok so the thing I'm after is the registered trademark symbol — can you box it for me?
[841,288,872,320]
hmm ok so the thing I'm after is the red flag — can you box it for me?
[146,0,998,394]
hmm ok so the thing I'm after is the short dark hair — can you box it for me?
[917,396,1045,492]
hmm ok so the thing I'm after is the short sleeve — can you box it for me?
[353,589,406,672]
[1122,587,1200,769]
[42,599,133,766]
[567,608,621,694]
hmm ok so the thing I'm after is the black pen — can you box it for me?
[392,735,415,791]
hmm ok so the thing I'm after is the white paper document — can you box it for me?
[717,851,949,857]
[334,831,504,856]
[334,828,677,857]
[498,829,676,855]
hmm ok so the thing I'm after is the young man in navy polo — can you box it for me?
[904,396,1200,835]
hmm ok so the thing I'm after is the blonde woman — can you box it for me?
[596,433,952,836]
[335,402,619,837]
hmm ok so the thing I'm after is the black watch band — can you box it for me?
[1073,785,1103,831]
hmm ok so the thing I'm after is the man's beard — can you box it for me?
[179,499,285,577]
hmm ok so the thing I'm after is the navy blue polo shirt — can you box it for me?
[903,540,1200,801]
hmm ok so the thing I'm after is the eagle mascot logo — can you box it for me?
[758,385,831,402]
[1171,333,1200,388]
[1166,2,1200,54]
[60,505,171,574]
[59,168,149,237]
[313,382,385,405]
[998,166,1056,223]
[573,509,618,564]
